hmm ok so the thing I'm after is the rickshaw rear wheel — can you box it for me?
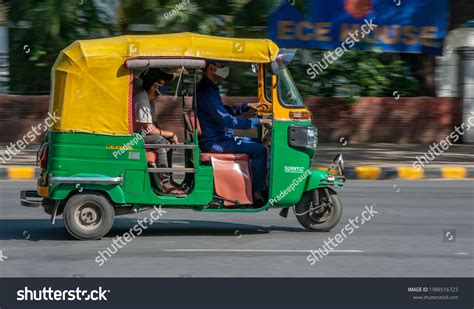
[295,188,342,232]
[63,192,115,240]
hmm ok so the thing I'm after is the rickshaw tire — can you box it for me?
[62,192,115,240]
[295,188,342,232]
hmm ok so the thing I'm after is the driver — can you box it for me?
[196,61,271,205]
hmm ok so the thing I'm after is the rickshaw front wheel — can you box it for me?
[63,192,115,240]
[295,188,342,232]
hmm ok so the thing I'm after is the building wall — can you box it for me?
[0,95,462,144]
[0,4,9,93]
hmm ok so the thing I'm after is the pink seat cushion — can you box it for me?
[146,150,157,165]
[200,152,250,162]
[188,114,202,135]
[187,112,253,206]
[205,154,253,206]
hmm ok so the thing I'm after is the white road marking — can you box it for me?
[455,252,470,256]
[164,249,364,253]
[0,249,8,262]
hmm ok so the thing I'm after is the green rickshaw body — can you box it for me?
[20,33,346,239]
[27,33,344,214]
[267,120,314,207]
[44,131,214,207]
[43,123,336,211]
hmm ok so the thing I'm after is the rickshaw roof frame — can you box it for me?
[49,32,280,136]
[62,32,280,64]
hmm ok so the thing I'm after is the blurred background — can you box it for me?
[0,0,473,151]
[0,1,473,279]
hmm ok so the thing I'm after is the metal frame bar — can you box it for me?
[49,176,122,185]
[126,58,206,70]
[20,190,43,208]
[144,144,196,149]
[148,167,195,173]
[193,70,198,138]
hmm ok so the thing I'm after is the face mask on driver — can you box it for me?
[214,66,230,79]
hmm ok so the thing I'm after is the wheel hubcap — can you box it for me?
[74,202,103,230]
[309,196,333,223]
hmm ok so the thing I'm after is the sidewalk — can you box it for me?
[1,143,473,180]
[314,143,474,180]
[313,143,474,167]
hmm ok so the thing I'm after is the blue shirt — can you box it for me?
[196,76,261,146]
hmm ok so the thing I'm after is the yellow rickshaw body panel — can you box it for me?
[49,32,280,135]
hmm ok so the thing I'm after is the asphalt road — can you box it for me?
[0,180,472,277]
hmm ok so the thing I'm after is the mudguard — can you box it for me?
[304,169,344,192]
[46,176,127,204]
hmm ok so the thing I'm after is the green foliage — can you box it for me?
[289,49,418,100]
[6,0,419,98]
[8,0,118,94]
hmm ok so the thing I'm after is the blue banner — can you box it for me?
[268,0,448,54]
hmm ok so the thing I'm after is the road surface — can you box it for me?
[0,180,472,277]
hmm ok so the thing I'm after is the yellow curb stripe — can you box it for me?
[441,167,467,179]
[397,167,424,180]
[7,167,36,180]
[355,166,381,180]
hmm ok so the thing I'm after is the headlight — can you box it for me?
[307,126,318,149]
[288,125,318,150]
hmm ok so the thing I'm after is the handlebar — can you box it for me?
[256,103,272,117]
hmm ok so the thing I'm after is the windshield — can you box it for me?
[277,62,305,107]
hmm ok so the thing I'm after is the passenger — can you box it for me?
[134,68,185,196]
[196,61,271,204]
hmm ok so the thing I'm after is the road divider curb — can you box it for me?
[1,166,473,181]
[355,166,381,180]
[344,166,474,180]
[0,167,41,180]
[440,167,468,179]
[397,167,424,180]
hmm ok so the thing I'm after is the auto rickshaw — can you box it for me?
[20,33,345,240]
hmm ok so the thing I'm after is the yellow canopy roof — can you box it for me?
[65,32,280,63]
[49,33,280,136]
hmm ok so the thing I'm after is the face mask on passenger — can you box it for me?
[214,65,230,79]
[159,84,168,95]
[155,82,168,96]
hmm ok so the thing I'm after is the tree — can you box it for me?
[291,49,418,99]
[8,0,118,94]
[6,0,419,97]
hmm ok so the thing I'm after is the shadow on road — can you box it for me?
[0,218,304,241]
